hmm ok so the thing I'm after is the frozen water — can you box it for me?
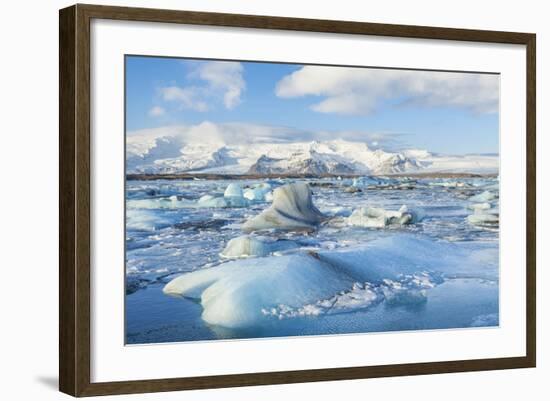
[469,190,497,202]
[346,205,416,228]
[243,183,272,202]
[164,253,352,328]
[242,182,325,232]
[468,202,492,211]
[164,234,497,329]
[220,235,299,259]
[224,183,244,198]
[125,175,500,343]
[467,213,499,226]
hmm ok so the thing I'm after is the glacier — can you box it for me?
[126,127,498,176]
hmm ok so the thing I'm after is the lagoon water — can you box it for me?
[125,177,499,344]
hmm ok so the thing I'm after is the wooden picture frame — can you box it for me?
[59,3,536,397]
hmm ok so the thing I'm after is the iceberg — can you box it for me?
[219,235,298,259]
[242,183,325,232]
[428,181,469,188]
[164,253,353,328]
[127,184,251,209]
[347,205,416,228]
[467,204,499,226]
[163,235,497,329]
[195,183,250,208]
[243,183,272,202]
[196,195,249,208]
[469,190,497,202]
[127,195,193,209]
[467,212,499,226]
[467,202,492,211]
[352,176,379,188]
[224,183,244,198]
[126,209,171,231]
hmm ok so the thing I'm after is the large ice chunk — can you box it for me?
[467,211,499,226]
[127,195,193,209]
[164,235,497,329]
[467,202,492,211]
[164,253,353,328]
[196,196,248,208]
[243,183,272,202]
[242,183,325,232]
[346,205,416,228]
[126,209,171,231]
[195,183,250,208]
[352,176,379,188]
[469,190,497,202]
[224,183,244,198]
[220,235,298,259]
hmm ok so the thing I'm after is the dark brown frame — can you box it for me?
[59,3,536,397]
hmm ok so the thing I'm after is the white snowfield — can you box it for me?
[163,235,498,329]
[126,126,498,175]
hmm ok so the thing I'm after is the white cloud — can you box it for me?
[148,106,166,117]
[160,86,208,112]
[159,61,244,112]
[127,121,405,150]
[276,66,499,115]
[195,61,245,109]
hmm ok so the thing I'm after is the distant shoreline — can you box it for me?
[126,172,498,181]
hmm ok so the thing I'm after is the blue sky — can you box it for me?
[126,56,499,155]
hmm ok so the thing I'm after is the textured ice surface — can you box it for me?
[126,176,500,343]
[469,190,498,202]
[243,183,272,202]
[468,202,492,211]
[164,235,497,329]
[243,183,325,232]
[467,212,499,226]
[220,235,299,259]
[346,205,416,228]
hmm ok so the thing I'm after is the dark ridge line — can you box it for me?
[126,172,498,181]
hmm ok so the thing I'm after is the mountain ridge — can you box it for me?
[126,132,498,175]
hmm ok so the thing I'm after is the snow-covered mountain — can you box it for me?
[126,126,498,175]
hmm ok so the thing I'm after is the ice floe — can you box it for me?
[186,183,251,208]
[163,235,497,328]
[243,183,272,202]
[469,190,498,202]
[224,183,243,198]
[346,205,416,228]
[197,192,249,208]
[467,202,492,211]
[127,195,194,209]
[352,176,380,188]
[127,183,251,209]
[467,212,499,226]
[219,235,298,259]
[466,199,499,226]
[242,182,325,232]
[126,209,173,231]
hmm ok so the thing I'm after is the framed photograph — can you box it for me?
[59,4,536,397]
